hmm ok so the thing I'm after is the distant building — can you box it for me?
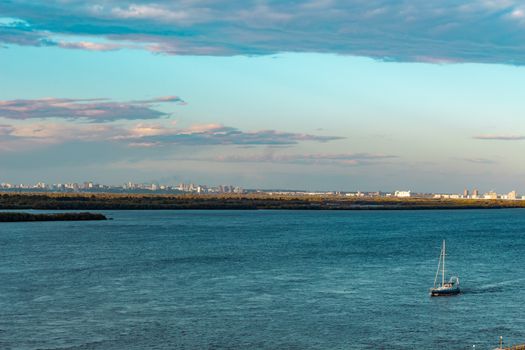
[395,190,411,198]
[472,188,479,199]
[508,190,518,200]
[434,193,461,199]
[484,191,498,200]
[463,188,469,198]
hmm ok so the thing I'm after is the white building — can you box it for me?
[394,190,411,198]
[484,191,498,200]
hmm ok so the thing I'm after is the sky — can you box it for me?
[1,0,525,192]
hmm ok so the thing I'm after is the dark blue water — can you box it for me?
[1,210,525,349]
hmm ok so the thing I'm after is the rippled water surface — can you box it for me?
[1,209,525,349]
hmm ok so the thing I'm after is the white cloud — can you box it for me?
[110,5,190,22]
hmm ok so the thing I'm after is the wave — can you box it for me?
[461,278,525,294]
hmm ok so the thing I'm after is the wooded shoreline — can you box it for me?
[0,212,108,222]
[1,192,525,210]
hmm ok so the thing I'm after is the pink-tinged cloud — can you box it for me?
[0,122,123,152]
[124,122,178,138]
[0,96,184,122]
[0,120,343,151]
[184,123,224,133]
[3,122,119,141]
[57,41,124,52]
[414,56,463,64]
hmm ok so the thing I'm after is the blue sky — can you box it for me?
[1,1,525,192]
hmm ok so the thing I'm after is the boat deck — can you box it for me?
[497,344,525,350]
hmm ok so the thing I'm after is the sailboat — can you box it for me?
[430,240,460,297]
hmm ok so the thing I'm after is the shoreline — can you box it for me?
[0,212,108,222]
[1,192,525,211]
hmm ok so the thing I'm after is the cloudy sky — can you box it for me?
[1,0,525,192]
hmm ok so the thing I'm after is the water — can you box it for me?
[1,209,525,349]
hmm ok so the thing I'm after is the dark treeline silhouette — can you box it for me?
[1,192,525,210]
[0,212,107,222]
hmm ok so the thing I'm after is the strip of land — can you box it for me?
[0,212,108,222]
[1,192,525,210]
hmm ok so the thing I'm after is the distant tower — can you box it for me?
[463,188,469,198]
[472,188,479,198]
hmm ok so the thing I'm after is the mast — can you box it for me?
[433,245,441,288]
[442,240,445,286]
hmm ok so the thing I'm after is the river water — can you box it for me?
[1,209,524,349]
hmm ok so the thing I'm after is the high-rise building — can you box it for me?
[508,190,518,200]
[472,188,479,198]
[463,188,469,198]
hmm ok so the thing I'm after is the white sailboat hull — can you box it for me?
[430,240,460,297]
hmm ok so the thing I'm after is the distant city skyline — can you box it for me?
[1,1,525,192]
[0,179,522,198]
